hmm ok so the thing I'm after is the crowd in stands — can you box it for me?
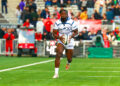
[1,0,120,45]
[15,0,120,25]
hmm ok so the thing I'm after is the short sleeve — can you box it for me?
[53,22,59,30]
[72,21,78,31]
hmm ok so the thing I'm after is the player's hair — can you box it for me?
[59,9,68,14]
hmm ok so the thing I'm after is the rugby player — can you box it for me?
[52,9,78,78]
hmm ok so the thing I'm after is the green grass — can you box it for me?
[0,56,120,86]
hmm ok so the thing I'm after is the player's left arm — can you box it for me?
[71,29,78,38]
[70,21,78,39]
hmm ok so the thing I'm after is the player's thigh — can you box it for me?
[56,43,64,54]
[66,49,73,58]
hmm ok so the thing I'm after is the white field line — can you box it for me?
[62,70,120,73]
[92,67,120,69]
[82,76,120,78]
[72,62,120,64]
[12,70,120,73]
[0,59,55,73]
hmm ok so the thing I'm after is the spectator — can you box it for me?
[0,28,6,38]
[53,6,60,19]
[45,0,52,6]
[102,13,107,20]
[58,0,67,7]
[118,0,120,5]
[42,32,50,40]
[75,32,83,40]
[11,29,18,38]
[15,5,22,24]
[52,0,58,6]
[112,0,118,5]
[31,8,38,27]
[81,0,87,7]
[19,0,25,11]
[106,0,112,6]
[3,29,15,56]
[108,31,116,45]
[29,1,37,12]
[114,3,120,21]
[86,0,94,19]
[116,32,120,40]
[44,18,53,33]
[82,27,90,40]
[23,19,30,27]
[106,8,114,20]
[76,0,82,10]
[80,9,88,20]
[102,29,110,48]
[36,18,44,34]
[26,0,30,7]
[76,11,81,19]
[88,29,96,40]
[113,27,119,36]
[41,7,50,19]
[24,8,32,23]
[21,6,30,23]
[59,6,64,13]
[102,28,108,41]
[99,0,105,16]
[94,0,106,17]
[35,32,42,41]
[71,0,77,5]
[37,9,42,18]
[67,0,71,6]
[68,9,74,19]
[1,0,8,14]
[93,10,102,19]
[93,34,104,47]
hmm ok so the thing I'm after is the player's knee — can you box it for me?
[56,49,63,57]
[55,57,60,61]
[57,52,62,57]
[68,59,72,63]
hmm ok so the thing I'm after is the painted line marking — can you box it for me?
[11,70,120,73]
[81,76,120,78]
[62,70,120,73]
[0,59,55,73]
[92,67,120,69]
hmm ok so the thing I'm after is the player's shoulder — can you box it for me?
[54,19,61,25]
[67,18,75,23]
[66,18,77,26]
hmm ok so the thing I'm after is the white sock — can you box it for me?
[55,68,59,75]
[67,61,71,65]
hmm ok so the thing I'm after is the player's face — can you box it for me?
[60,11,68,19]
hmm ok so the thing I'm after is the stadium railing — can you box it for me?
[0,39,120,57]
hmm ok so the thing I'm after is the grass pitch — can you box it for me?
[0,56,120,86]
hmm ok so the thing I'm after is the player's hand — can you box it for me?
[59,34,64,43]
[68,36,72,43]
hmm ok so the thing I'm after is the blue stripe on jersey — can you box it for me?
[55,22,62,26]
[71,21,74,26]
[73,26,77,28]
[55,22,58,26]
[63,23,73,25]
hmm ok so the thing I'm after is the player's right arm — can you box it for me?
[53,29,59,39]
[53,22,64,42]
[53,29,64,42]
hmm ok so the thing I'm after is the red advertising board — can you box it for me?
[79,20,102,32]
[43,19,102,32]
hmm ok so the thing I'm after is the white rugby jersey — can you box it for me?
[53,18,78,37]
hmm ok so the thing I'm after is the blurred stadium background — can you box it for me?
[0,0,120,86]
